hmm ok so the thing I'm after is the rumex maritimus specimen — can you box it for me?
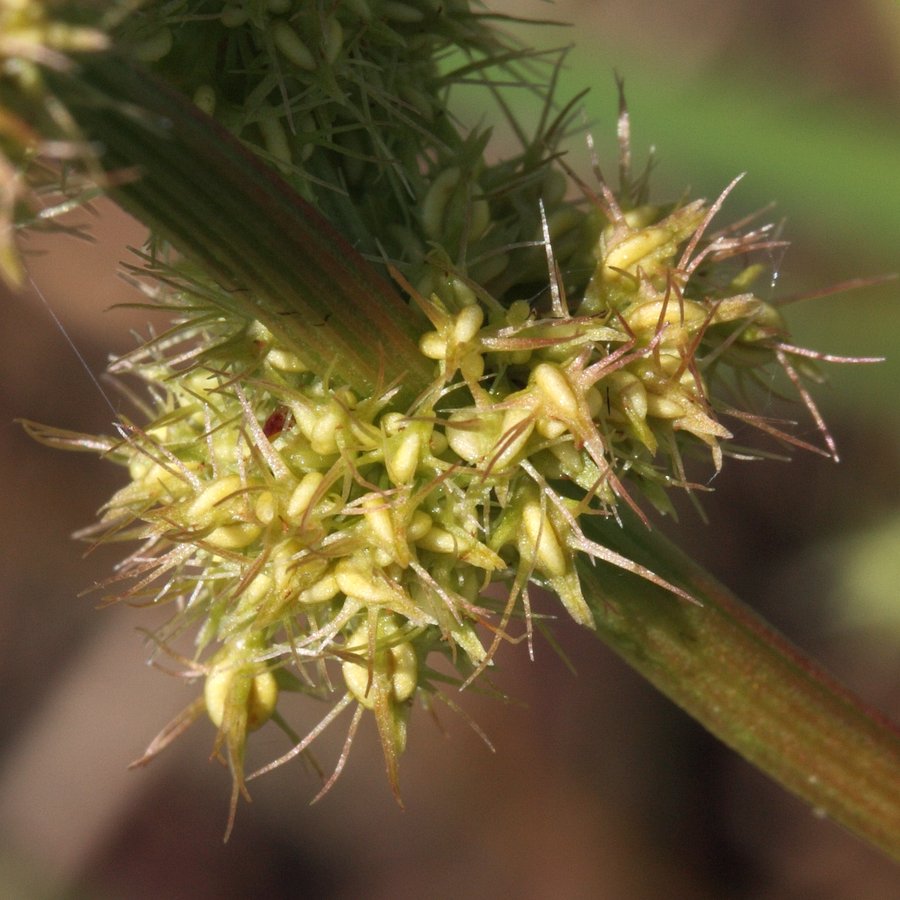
[4,0,898,854]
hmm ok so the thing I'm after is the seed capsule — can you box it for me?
[188,475,243,518]
[323,17,343,65]
[446,409,503,463]
[193,85,216,116]
[532,362,579,422]
[422,167,461,239]
[271,20,316,71]
[286,472,324,523]
[386,427,422,485]
[206,523,262,550]
[341,621,418,710]
[603,226,671,279]
[258,111,293,175]
[521,498,567,577]
[205,658,278,732]
[453,303,484,344]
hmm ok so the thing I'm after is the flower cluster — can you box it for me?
[12,0,861,831]
[28,158,843,830]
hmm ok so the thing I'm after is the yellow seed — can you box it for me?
[522,500,567,577]
[645,393,685,419]
[604,227,670,277]
[625,298,706,336]
[622,206,659,229]
[419,330,447,360]
[231,573,273,621]
[341,623,418,709]
[388,641,418,703]
[271,539,301,590]
[206,523,262,550]
[255,490,277,524]
[407,510,433,542]
[429,430,448,455]
[536,417,568,440]
[133,460,189,495]
[710,293,761,323]
[205,665,278,731]
[266,348,308,372]
[549,442,586,477]
[532,363,579,422]
[467,198,490,242]
[655,351,684,377]
[258,112,292,175]
[507,300,531,326]
[271,20,316,71]
[293,405,319,441]
[203,671,229,727]
[192,85,216,116]
[608,371,648,424]
[335,387,357,407]
[462,540,506,571]
[286,472,324,523]
[493,405,535,470]
[445,409,502,463]
[417,526,460,554]
[335,560,398,604]
[386,428,421,485]
[422,167,461,239]
[416,526,502,569]
[297,571,339,605]
[460,352,485,384]
[373,548,394,568]
[310,407,342,455]
[188,474,243,518]
[381,412,406,435]
[363,494,395,549]
[323,17,343,64]
[341,659,372,706]
[453,304,484,344]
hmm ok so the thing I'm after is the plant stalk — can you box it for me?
[580,511,900,860]
[42,51,433,408]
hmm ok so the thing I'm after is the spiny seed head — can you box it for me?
[13,0,862,826]
[42,165,845,816]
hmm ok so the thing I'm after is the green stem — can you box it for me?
[580,510,900,860]
[42,51,433,408]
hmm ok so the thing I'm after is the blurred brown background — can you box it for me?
[2,2,899,897]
